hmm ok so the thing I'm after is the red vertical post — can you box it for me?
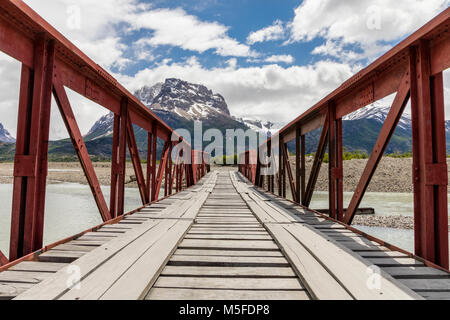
[300,134,306,204]
[146,131,152,202]
[116,98,128,216]
[9,36,55,260]
[150,124,157,202]
[126,117,148,205]
[110,113,120,217]
[410,43,449,269]
[295,127,301,204]
[328,102,343,220]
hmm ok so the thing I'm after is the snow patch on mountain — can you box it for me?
[343,101,411,130]
[233,117,284,135]
[0,123,15,143]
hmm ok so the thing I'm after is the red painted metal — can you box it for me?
[0,1,209,263]
[53,79,112,222]
[304,114,329,207]
[126,116,149,205]
[110,113,120,217]
[239,4,449,269]
[282,142,297,202]
[0,250,8,266]
[9,36,55,260]
[344,74,411,224]
[153,142,170,201]
[410,42,449,269]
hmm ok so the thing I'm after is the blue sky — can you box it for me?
[0,0,448,140]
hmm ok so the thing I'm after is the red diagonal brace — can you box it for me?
[126,117,149,205]
[304,114,329,207]
[0,250,8,266]
[53,78,112,222]
[344,74,411,225]
[282,142,297,203]
[153,141,170,201]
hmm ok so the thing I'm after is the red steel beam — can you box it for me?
[328,102,344,221]
[344,74,411,225]
[126,117,149,205]
[0,250,8,266]
[53,79,112,222]
[110,114,120,217]
[410,42,449,269]
[304,115,329,207]
[153,142,170,201]
[116,99,128,216]
[150,125,158,202]
[9,36,55,260]
[282,142,297,203]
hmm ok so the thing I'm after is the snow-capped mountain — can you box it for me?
[150,78,230,120]
[343,101,411,131]
[0,123,15,143]
[85,78,249,143]
[233,117,284,135]
[85,112,114,140]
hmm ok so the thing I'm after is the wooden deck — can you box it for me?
[1,168,450,300]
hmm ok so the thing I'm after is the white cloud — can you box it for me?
[119,58,356,123]
[289,0,450,60]
[265,55,294,64]
[126,8,254,57]
[247,20,285,45]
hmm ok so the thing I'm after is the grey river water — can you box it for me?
[0,183,448,257]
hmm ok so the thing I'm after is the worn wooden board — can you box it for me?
[161,266,295,277]
[147,288,309,300]
[154,276,303,290]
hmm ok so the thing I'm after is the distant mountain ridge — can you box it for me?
[1,78,450,160]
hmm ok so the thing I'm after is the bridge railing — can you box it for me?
[239,8,450,269]
[0,1,209,264]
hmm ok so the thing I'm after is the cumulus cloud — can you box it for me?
[118,57,356,123]
[288,0,450,60]
[264,55,294,64]
[247,20,285,45]
[126,8,254,57]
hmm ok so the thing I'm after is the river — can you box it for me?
[0,183,447,258]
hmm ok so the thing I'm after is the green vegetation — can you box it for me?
[211,154,238,165]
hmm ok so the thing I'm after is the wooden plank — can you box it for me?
[0,270,53,283]
[281,223,421,299]
[9,261,69,273]
[419,291,450,300]
[175,249,283,257]
[99,220,194,300]
[0,282,34,300]
[169,255,289,267]
[15,219,164,299]
[184,234,272,240]
[265,223,352,300]
[59,219,184,300]
[383,267,450,278]
[49,244,96,252]
[179,239,278,250]
[147,288,309,300]
[161,266,295,277]
[38,250,85,263]
[366,258,425,267]
[154,276,303,290]
[398,279,450,291]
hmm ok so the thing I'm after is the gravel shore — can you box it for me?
[353,215,414,229]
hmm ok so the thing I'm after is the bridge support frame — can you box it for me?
[410,42,449,269]
[9,37,55,261]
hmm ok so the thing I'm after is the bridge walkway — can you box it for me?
[0,168,449,300]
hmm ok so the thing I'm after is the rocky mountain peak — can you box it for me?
[0,122,15,143]
[149,78,230,120]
